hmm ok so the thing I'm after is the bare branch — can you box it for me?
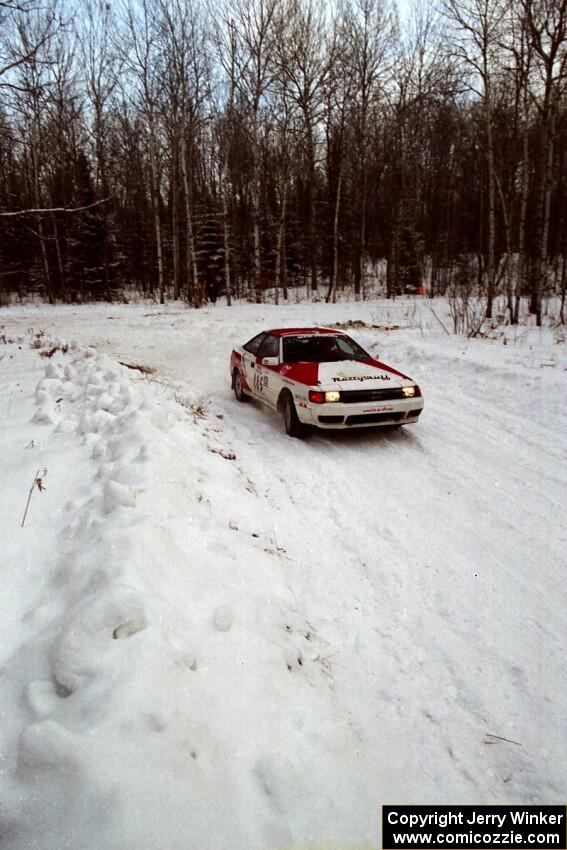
[0,196,112,216]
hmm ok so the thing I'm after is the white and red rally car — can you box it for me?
[230,327,424,437]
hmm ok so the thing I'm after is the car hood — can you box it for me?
[316,358,411,390]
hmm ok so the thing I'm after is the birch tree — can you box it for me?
[222,0,280,302]
[121,0,165,302]
[345,0,394,299]
[444,0,509,319]
[276,0,336,293]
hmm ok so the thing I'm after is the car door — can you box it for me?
[241,332,266,393]
[255,334,280,407]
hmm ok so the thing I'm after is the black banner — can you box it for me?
[382,805,566,849]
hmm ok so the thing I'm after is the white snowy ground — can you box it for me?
[0,298,565,850]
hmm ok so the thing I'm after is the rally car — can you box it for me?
[229,327,424,437]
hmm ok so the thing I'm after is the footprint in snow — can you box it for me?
[52,586,148,691]
[254,753,303,814]
[213,605,233,632]
[24,678,72,719]
[103,480,136,513]
[18,720,80,771]
[144,712,167,733]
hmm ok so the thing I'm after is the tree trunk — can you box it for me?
[252,177,262,303]
[495,173,512,318]
[357,166,368,302]
[537,112,555,327]
[559,257,566,324]
[515,113,530,325]
[52,214,66,299]
[180,131,198,303]
[221,150,232,307]
[171,141,180,300]
[530,111,555,327]
[326,168,342,304]
[95,107,111,300]
[485,91,496,320]
[148,119,164,304]
[30,138,53,303]
[275,177,288,306]
[306,127,317,293]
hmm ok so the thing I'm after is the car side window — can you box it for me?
[243,332,267,355]
[257,334,279,360]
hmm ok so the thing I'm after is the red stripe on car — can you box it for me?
[239,368,252,392]
[278,362,320,386]
[361,357,411,380]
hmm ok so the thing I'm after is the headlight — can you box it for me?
[324,391,341,403]
[402,386,416,397]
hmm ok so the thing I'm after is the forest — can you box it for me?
[0,0,566,324]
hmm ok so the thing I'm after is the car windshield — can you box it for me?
[282,334,370,364]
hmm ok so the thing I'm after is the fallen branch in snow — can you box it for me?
[118,361,155,375]
[21,467,47,527]
[484,733,522,747]
[313,652,339,680]
[428,306,450,335]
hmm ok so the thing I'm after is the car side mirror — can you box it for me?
[261,356,279,367]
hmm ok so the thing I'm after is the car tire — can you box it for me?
[233,369,247,402]
[281,392,304,438]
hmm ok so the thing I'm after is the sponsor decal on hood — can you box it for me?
[317,359,400,388]
[332,373,391,382]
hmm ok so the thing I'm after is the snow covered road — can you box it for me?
[1,300,565,850]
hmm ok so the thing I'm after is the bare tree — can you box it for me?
[80,0,120,299]
[0,0,60,85]
[325,15,357,303]
[220,0,280,302]
[385,1,450,299]
[159,0,210,303]
[270,73,297,303]
[444,0,509,319]
[344,0,394,299]
[521,0,567,325]
[7,5,59,300]
[276,0,336,294]
[120,0,166,303]
[215,19,240,307]
[496,3,534,323]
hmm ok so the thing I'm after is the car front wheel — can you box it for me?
[281,392,304,438]
[233,369,247,402]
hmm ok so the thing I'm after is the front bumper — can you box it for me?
[297,396,424,429]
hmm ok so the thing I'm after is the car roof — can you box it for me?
[267,327,343,337]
